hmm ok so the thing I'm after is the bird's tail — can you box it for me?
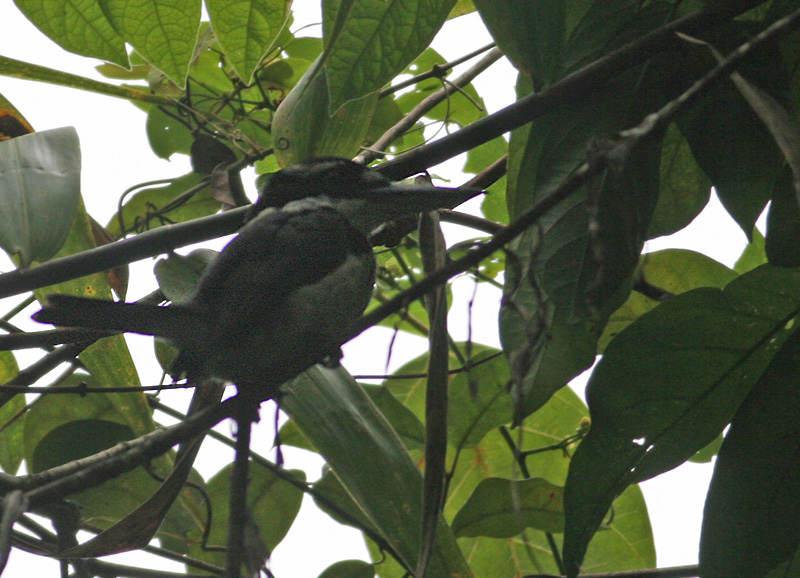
[33,294,200,345]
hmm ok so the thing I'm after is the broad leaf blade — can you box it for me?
[452,477,565,538]
[700,329,800,578]
[14,0,128,66]
[206,0,291,82]
[272,57,378,166]
[98,0,201,85]
[563,265,800,576]
[281,365,473,577]
[0,127,81,267]
[322,0,456,111]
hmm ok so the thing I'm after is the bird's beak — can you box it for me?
[349,183,483,221]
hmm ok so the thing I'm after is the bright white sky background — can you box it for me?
[0,2,756,576]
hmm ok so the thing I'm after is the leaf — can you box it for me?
[0,127,81,267]
[472,0,566,83]
[501,64,664,423]
[154,249,217,303]
[23,378,164,528]
[563,265,800,576]
[699,328,800,578]
[0,352,23,474]
[361,384,425,451]
[317,560,375,578]
[271,57,378,166]
[33,202,157,444]
[451,477,565,538]
[646,122,711,239]
[0,92,34,139]
[734,227,767,274]
[321,0,456,111]
[105,173,217,237]
[599,249,738,352]
[13,0,128,67]
[146,106,194,159]
[206,0,291,82]
[281,365,472,577]
[668,23,789,237]
[188,463,306,568]
[97,0,201,85]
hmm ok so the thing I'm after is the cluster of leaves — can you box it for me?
[0,0,799,578]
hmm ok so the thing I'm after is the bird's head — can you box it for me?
[247,158,481,235]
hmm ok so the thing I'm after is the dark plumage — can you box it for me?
[33,158,478,399]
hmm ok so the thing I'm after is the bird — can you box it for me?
[33,158,479,401]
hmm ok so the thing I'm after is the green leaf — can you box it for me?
[97,0,201,85]
[361,384,425,451]
[383,344,511,447]
[765,168,800,266]
[452,477,565,538]
[13,0,128,66]
[321,0,456,111]
[668,22,789,237]
[501,63,664,423]
[563,265,800,576]
[271,57,378,165]
[700,329,800,578]
[0,127,81,267]
[281,366,472,577]
[561,0,643,74]
[206,0,291,82]
[23,377,163,527]
[317,560,375,578]
[734,227,767,274]
[105,173,217,237]
[647,122,711,239]
[0,352,23,474]
[312,469,378,535]
[154,249,216,303]
[600,249,738,352]
[688,433,723,464]
[189,463,306,568]
[447,350,513,448]
[146,106,194,159]
[472,0,566,83]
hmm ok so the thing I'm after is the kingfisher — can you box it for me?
[33,158,478,400]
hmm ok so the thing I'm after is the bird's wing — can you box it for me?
[192,204,374,340]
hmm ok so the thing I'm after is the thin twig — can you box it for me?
[356,47,504,165]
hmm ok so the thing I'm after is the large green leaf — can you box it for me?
[97,0,201,85]
[0,127,81,267]
[271,57,378,166]
[321,0,456,111]
[646,122,711,239]
[444,387,652,577]
[105,173,217,238]
[699,329,800,578]
[472,0,566,84]
[563,265,800,576]
[501,61,665,423]
[666,21,790,238]
[281,366,472,577]
[23,376,164,529]
[188,463,306,569]
[599,249,738,352]
[13,0,128,66]
[451,477,565,538]
[33,200,156,442]
[458,484,653,577]
[206,0,291,82]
